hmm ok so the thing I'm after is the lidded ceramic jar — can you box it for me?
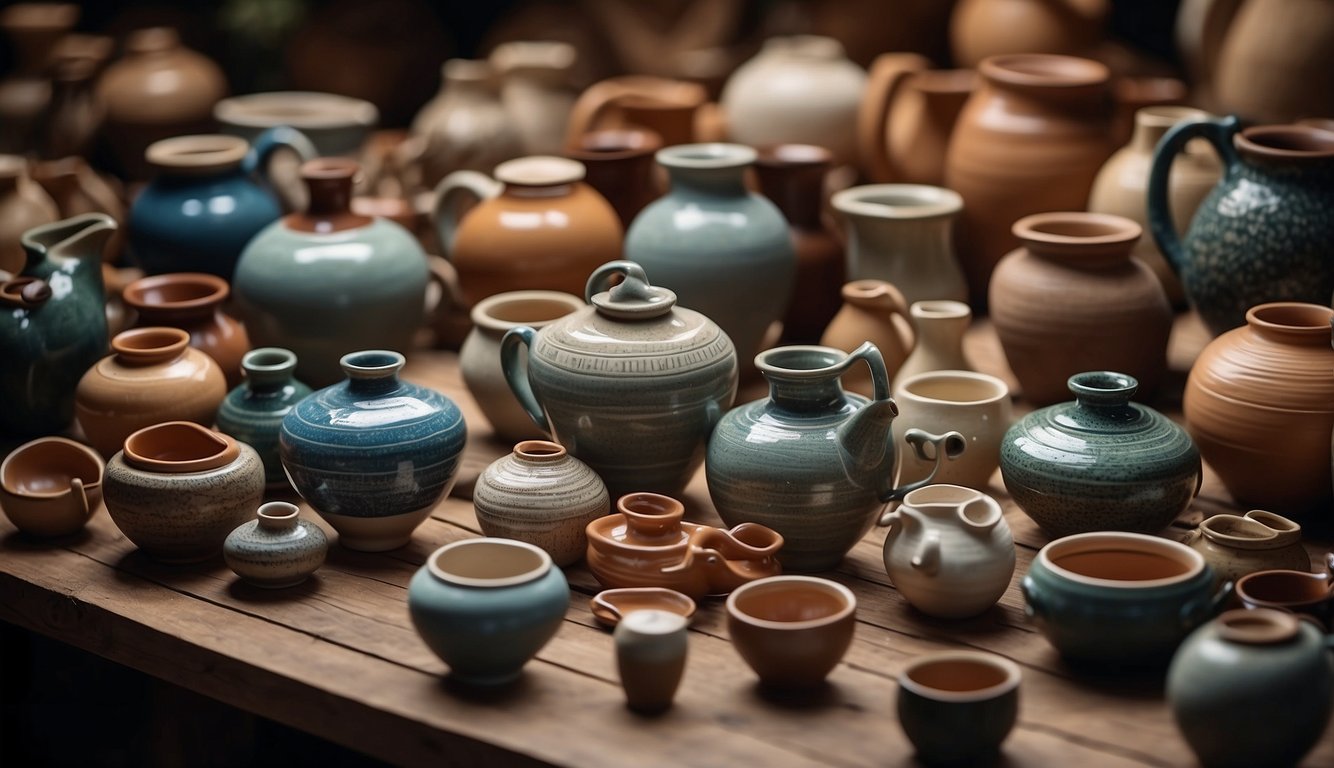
[990,212,1172,405]
[1183,303,1334,516]
[1168,609,1334,768]
[0,436,103,538]
[500,261,738,498]
[234,158,429,387]
[1184,510,1310,588]
[223,500,328,589]
[473,440,611,567]
[215,347,313,487]
[1001,372,1201,538]
[104,422,264,563]
[123,272,250,387]
[280,350,466,552]
[76,327,228,458]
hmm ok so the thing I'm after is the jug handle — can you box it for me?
[881,428,967,502]
[856,52,930,183]
[244,126,318,211]
[431,171,504,261]
[69,477,91,520]
[910,531,941,576]
[838,341,892,401]
[499,326,550,433]
[564,80,628,150]
[1146,114,1239,275]
[423,255,463,327]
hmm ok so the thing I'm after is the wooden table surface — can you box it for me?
[2,313,1332,768]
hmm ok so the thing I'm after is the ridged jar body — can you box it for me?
[223,511,328,588]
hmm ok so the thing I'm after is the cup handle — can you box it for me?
[500,326,549,433]
[422,255,462,321]
[431,170,503,260]
[856,52,929,182]
[1145,114,1239,275]
[245,126,319,211]
[69,477,90,520]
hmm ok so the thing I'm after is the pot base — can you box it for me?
[320,506,433,552]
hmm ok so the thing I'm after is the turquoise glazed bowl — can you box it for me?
[1023,531,1226,667]
[897,651,1021,765]
[279,350,466,551]
[215,348,313,487]
[1000,371,1200,538]
[409,538,569,685]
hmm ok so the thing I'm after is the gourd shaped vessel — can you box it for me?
[0,212,114,437]
[1184,510,1310,588]
[1148,117,1334,335]
[1001,371,1201,539]
[223,501,328,589]
[280,350,466,552]
[878,484,1016,619]
[501,261,738,499]
[707,342,965,572]
[215,348,313,487]
[234,158,429,387]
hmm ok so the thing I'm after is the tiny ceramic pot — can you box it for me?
[897,651,1021,765]
[408,538,569,685]
[214,347,313,488]
[893,370,1011,489]
[1183,510,1310,588]
[122,271,251,387]
[104,422,265,563]
[590,588,696,628]
[222,501,328,588]
[614,609,689,715]
[1235,554,1334,630]
[1022,532,1227,666]
[725,575,856,689]
[0,437,104,537]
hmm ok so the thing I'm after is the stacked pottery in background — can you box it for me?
[857,53,974,186]
[1211,0,1334,124]
[0,3,79,154]
[491,41,578,156]
[949,0,1108,67]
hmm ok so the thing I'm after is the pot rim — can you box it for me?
[567,129,664,160]
[146,135,248,174]
[469,290,584,331]
[831,183,962,220]
[122,422,241,473]
[1037,531,1206,589]
[425,538,553,588]
[726,575,856,631]
[1012,211,1142,248]
[1213,608,1302,645]
[0,436,104,498]
[899,650,1022,703]
[656,142,756,171]
[494,156,585,187]
[111,326,191,365]
[214,91,378,130]
[980,53,1110,90]
[896,370,1009,407]
[122,272,229,312]
[1237,125,1334,160]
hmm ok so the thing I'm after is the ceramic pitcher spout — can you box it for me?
[20,212,117,269]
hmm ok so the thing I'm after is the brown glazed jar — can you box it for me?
[944,53,1115,309]
[1184,303,1334,517]
[123,272,250,387]
[990,212,1171,405]
[564,129,662,230]
[75,327,228,457]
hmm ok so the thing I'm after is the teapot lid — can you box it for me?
[587,260,677,320]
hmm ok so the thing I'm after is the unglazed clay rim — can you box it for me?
[1012,212,1142,247]
[1236,125,1334,160]
[1245,302,1334,338]
[122,272,229,312]
[1037,532,1206,589]
[899,650,1022,703]
[122,422,241,473]
[980,53,1110,89]
[470,290,584,331]
[494,156,586,186]
[591,588,697,627]
[242,347,298,377]
[1235,569,1333,609]
[569,129,664,160]
[910,300,970,321]
[111,326,191,363]
[0,436,104,498]
[897,370,1008,407]
[831,184,962,220]
[726,575,856,631]
[426,538,553,588]
[215,91,378,130]
[1214,608,1302,645]
[513,440,567,463]
[339,350,405,380]
[146,135,248,172]
[656,142,757,170]
[755,143,833,168]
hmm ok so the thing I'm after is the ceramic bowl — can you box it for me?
[897,651,1022,765]
[1235,554,1334,629]
[591,587,697,628]
[215,91,378,157]
[223,501,329,588]
[0,437,104,537]
[725,575,856,689]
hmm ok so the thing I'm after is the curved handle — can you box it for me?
[244,126,319,211]
[857,52,930,182]
[584,259,655,304]
[838,341,892,402]
[431,170,504,260]
[910,530,941,575]
[958,494,1002,531]
[564,80,629,150]
[1020,576,1043,621]
[1181,580,1234,628]
[1146,114,1239,275]
[881,428,967,502]
[423,255,463,322]
[69,476,91,519]
[876,507,901,529]
[499,326,549,432]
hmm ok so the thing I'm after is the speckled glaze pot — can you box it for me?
[223,501,328,588]
[1168,609,1334,768]
[280,350,466,552]
[1184,510,1310,589]
[1001,372,1201,538]
[408,538,568,685]
[0,436,103,538]
[104,422,264,563]
[1183,303,1334,516]
[897,651,1022,765]
[75,327,228,458]
[123,272,250,387]
[1149,119,1334,335]
[214,348,313,487]
[501,261,737,498]
[473,440,610,567]
[625,143,796,360]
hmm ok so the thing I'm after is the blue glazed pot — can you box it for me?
[279,350,466,551]
[128,127,315,280]
[215,348,313,487]
[409,538,568,685]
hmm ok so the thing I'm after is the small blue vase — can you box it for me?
[215,348,313,487]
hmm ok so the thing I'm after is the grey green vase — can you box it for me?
[215,348,313,487]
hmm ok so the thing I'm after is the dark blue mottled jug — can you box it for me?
[1148,117,1334,335]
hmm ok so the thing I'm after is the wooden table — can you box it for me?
[2,315,1332,767]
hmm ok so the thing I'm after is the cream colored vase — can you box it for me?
[892,300,975,392]
[491,41,577,156]
[893,371,1011,490]
[820,279,914,397]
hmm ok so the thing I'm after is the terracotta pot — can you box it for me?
[0,436,103,538]
[31,157,125,264]
[0,155,58,276]
[565,129,663,230]
[820,280,914,397]
[950,0,1108,68]
[990,212,1171,405]
[1214,0,1334,124]
[726,575,856,689]
[0,3,79,154]
[123,273,250,387]
[1184,303,1334,516]
[491,41,578,156]
[858,53,975,186]
[409,59,523,189]
[565,75,708,148]
[944,53,1116,309]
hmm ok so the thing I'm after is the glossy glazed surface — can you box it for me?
[123,271,250,387]
[215,347,313,486]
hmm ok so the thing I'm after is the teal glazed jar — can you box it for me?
[0,213,116,437]
[624,143,796,360]
[1148,117,1334,335]
[706,342,963,572]
[215,348,313,487]
[233,157,429,387]
[128,128,316,280]
[409,538,569,686]
[1000,371,1201,539]
[1168,609,1334,768]
[279,350,466,552]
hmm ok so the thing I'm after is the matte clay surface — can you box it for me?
[0,436,103,537]
[565,129,661,230]
[820,280,914,398]
[1183,511,1310,587]
[726,576,857,689]
[897,651,1021,764]
[859,53,974,186]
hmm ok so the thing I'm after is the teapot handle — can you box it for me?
[1146,114,1240,275]
[856,53,929,183]
[881,428,967,502]
[244,126,318,211]
[431,170,504,261]
[500,326,550,433]
[839,341,891,401]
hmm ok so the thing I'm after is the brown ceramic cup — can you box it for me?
[725,575,856,689]
[1236,554,1334,629]
[0,437,104,537]
[897,651,1022,765]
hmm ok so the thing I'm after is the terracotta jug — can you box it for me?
[0,155,58,276]
[491,41,578,156]
[990,212,1172,405]
[0,3,78,154]
[858,53,975,186]
[1214,0,1334,124]
[433,156,623,308]
[1185,303,1334,516]
[950,0,1108,68]
[409,59,523,189]
[564,129,663,230]
[944,53,1116,309]
[893,300,975,392]
[122,273,251,388]
[820,280,915,397]
[31,157,126,264]
[565,76,708,148]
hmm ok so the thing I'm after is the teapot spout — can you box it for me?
[20,213,117,271]
[836,398,898,477]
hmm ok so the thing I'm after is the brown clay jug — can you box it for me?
[1214,0,1334,124]
[858,53,975,186]
[819,280,915,397]
[565,129,663,230]
[950,0,1108,68]
[0,3,78,154]
[990,212,1171,406]
[31,157,126,264]
[944,53,1116,309]
[0,155,58,276]
[565,76,708,149]
[1184,303,1334,517]
[122,273,251,388]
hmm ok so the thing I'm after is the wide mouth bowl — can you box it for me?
[1038,532,1205,588]
[426,538,552,588]
[900,651,1022,703]
[898,370,1008,406]
[726,576,856,630]
[656,143,756,170]
[1236,569,1332,607]
[111,327,190,363]
[1237,125,1334,159]
[980,53,1110,89]
[339,350,405,379]
[495,156,585,187]
[146,135,249,171]
[215,92,379,130]
[1012,212,1141,246]
[471,290,584,329]
[1,437,103,497]
[122,422,239,473]
[123,272,228,311]
[831,184,962,219]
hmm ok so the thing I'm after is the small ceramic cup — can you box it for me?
[614,609,689,715]
[0,437,105,537]
[1236,554,1334,630]
[897,650,1022,765]
[893,370,1011,489]
[223,501,329,588]
[725,575,856,689]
